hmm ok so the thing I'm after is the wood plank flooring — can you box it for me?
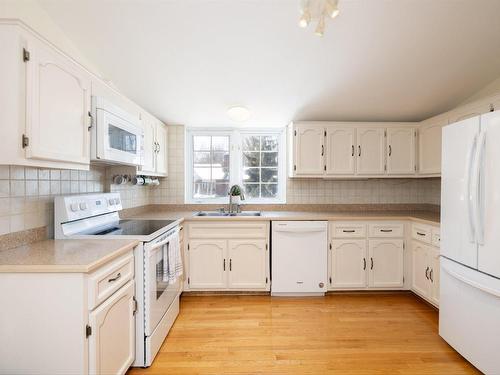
[127,293,479,375]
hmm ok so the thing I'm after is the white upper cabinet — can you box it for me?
[325,127,355,175]
[141,115,157,174]
[386,128,416,174]
[418,118,445,175]
[331,239,367,288]
[292,123,325,176]
[368,239,404,288]
[155,122,168,176]
[138,113,168,177]
[356,127,386,175]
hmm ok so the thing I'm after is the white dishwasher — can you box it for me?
[271,221,328,296]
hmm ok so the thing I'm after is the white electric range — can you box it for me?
[54,192,182,367]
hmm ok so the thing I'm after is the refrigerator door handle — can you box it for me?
[472,130,486,246]
[442,260,500,298]
[465,134,478,244]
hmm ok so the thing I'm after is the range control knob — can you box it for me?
[70,203,80,212]
[114,198,120,205]
[79,202,88,210]
[108,199,115,206]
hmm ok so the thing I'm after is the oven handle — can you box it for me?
[147,229,180,252]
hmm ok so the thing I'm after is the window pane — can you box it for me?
[243,152,260,167]
[261,136,278,151]
[261,152,278,166]
[193,181,215,198]
[193,136,211,151]
[261,168,278,182]
[243,168,260,183]
[214,183,229,197]
[242,136,260,151]
[193,151,211,165]
[244,184,260,198]
[193,167,211,182]
[212,136,229,151]
[262,184,278,198]
[212,152,229,168]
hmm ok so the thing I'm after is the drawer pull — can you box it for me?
[108,272,122,283]
[342,230,356,233]
[425,267,429,280]
[380,229,393,233]
[416,232,426,236]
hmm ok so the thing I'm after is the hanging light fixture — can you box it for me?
[298,0,340,36]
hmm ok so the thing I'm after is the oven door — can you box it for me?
[144,236,181,336]
[95,107,143,166]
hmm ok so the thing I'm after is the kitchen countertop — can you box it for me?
[0,239,139,273]
[126,209,440,225]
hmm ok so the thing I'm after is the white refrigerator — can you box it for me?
[440,110,500,374]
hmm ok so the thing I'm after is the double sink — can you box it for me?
[194,211,262,217]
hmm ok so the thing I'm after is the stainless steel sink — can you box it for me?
[194,211,262,217]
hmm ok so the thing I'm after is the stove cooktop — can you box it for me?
[94,219,177,236]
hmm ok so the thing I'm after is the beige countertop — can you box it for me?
[126,209,440,225]
[0,239,139,273]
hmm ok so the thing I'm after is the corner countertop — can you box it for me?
[125,210,440,225]
[0,239,139,273]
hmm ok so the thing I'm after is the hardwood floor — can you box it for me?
[128,293,479,375]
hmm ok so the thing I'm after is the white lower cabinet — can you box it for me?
[411,223,440,307]
[331,239,367,288]
[186,222,270,291]
[368,239,404,288]
[329,221,405,290]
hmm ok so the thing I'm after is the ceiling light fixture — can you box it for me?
[298,0,340,36]
[227,106,251,122]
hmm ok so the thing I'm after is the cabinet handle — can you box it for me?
[416,232,426,236]
[358,145,361,157]
[425,267,429,280]
[429,268,433,282]
[108,272,122,283]
[229,259,232,271]
[380,229,393,233]
[363,258,366,270]
[157,143,161,153]
[370,257,374,270]
[351,145,354,157]
[388,145,392,157]
[223,259,226,271]
[321,145,324,156]
[342,229,355,233]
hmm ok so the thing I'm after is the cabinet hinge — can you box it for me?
[324,165,326,171]
[266,277,268,284]
[490,103,495,112]
[187,243,190,251]
[384,130,387,137]
[133,296,138,315]
[329,276,332,284]
[329,243,332,250]
[324,130,327,137]
[384,164,387,171]
[414,164,417,171]
[265,244,268,250]
[403,276,405,283]
[187,277,190,284]
[294,130,297,136]
[403,242,405,250]
[293,165,296,171]
[22,48,30,62]
[85,324,92,338]
[414,130,417,137]
[22,134,29,148]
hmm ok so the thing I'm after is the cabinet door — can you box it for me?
[140,115,156,174]
[429,247,440,306]
[228,239,267,289]
[294,124,325,175]
[88,280,135,375]
[356,127,385,175]
[325,127,355,175]
[155,123,168,176]
[411,241,430,297]
[418,120,444,175]
[386,128,415,174]
[25,37,91,165]
[331,240,367,288]
[188,240,227,289]
[368,239,404,288]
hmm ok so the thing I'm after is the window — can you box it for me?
[186,129,285,203]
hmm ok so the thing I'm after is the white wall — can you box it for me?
[460,75,500,106]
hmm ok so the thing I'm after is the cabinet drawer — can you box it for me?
[368,222,404,238]
[88,253,134,310]
[331,222,366,238]
[188,221,268,239]
[431,227,440,248]
[412,223,431,243]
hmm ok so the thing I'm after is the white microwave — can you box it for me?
[90,96,144,166]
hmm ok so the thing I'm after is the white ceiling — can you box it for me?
[38,0,500,127]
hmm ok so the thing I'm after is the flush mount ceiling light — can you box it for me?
[299,0,340,37]
[227,106,251,122]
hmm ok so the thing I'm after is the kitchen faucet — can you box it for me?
[228,184,245,214]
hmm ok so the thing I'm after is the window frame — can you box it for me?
[185,128,286,204]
